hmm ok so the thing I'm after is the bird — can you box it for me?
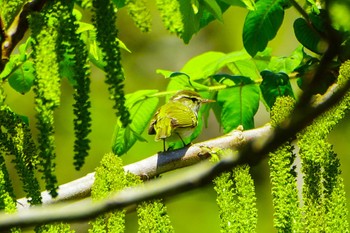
[148,90,214,151]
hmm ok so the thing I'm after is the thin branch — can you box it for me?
[0,0,47,72]
[16,125,271,209]
[2,78,348,230]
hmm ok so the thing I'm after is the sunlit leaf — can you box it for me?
[181,51,225,80]
[226,49,271,80]
[221,0,255,10]
[112,90,159,156]
[214,75,259,132]
[268,46,304,73]
[243,0,286,57]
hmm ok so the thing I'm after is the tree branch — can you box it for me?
[2,77,348,230]
[0,0,47,72]
[16,125,271,209]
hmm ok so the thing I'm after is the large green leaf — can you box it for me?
[181,51,226,80]
[293,18,326,54]
[226,49,271,80]
[260,70,294,109]
[112,90,159,156]
[214,75,260,132]
[8,61,35,94]
[243,0,286,57]
[268,46,304,74]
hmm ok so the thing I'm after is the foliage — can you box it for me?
[0,0,350,232]
[213,164,258,232]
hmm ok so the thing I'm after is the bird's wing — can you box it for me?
[167,103,197,129]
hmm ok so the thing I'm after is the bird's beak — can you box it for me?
[201,99,216,103]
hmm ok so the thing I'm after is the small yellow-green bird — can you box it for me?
[148,90,214,151]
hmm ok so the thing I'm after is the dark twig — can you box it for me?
[0,0,47,72]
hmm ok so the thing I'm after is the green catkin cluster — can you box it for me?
[56,0,92,170]
[269,96,302,232]
[0,0,26,29]
[297,60,350,232]
[126,0,152,33]
[90,153,174,232]
[89,153,141,232]
[0,106,41,205]
[0,157,21,233]
[36,223,74,233]
[156,0,184,37]
[213,165,258,233]
[137,200,174,233]
[29,8,61,198]
[92,0,131,127]
[0,155,16,212]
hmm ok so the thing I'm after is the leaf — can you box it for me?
[203,0,223,21]
[293,18,326,54]
[112,90,159,156]
[260,70,294,109]
[178,0,201,43]
[226,49,271,80]
[8,61,35,94]
[178,0,229,43]
[215,75,260,132]
[220,0,255,10]
[166,74,209,102]
[243,0,286,57]
[181,51,226,80]
[268,46,304,73]
[329,1,350,32]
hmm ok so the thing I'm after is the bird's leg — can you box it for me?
[162,139,166,152]
[177,133,186,147]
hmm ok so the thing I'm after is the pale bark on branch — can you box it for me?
[16,124,272,209]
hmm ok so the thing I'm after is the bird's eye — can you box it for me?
[190,97,198,102]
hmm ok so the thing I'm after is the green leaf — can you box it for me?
[203,0,223,21]
[293,18,326,54]
[243,0,286,57]
[179,0,201,43]
[226,49,271,80]
[166,74,210,101]
[268,46,304,73]
[8,61,35,94]
[329,1,350,32]
[112,90,159,156]
[181,51,226,80]
[220,0,255,10]
[260,70,294,109]
[215,75,260,132]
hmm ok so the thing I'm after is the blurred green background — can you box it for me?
[3,4,350,232]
